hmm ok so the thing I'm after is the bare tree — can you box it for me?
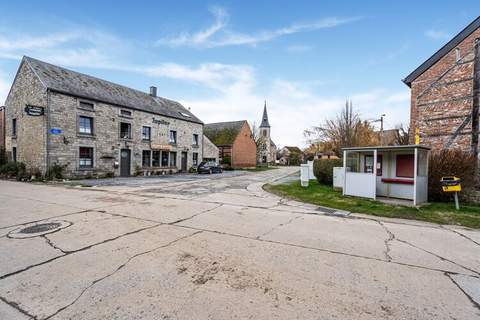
[394,123,410,145]
[304,100,379,156]
[250,121,264,163]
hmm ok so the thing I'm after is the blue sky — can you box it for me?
[0,1,479,147]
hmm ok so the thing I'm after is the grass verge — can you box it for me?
[241,166,279,172]
[264,180,480,228]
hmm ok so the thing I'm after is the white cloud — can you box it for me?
[157,7,361,48]
[0,28,134,70]
[425,29,451,41]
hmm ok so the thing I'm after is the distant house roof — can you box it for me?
[204,120,247,146]
[403,16,480,87]
[283,146,302,153]
[22,56,202,124]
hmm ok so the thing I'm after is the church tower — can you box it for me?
[259,101,272,164]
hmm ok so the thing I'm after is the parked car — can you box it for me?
[198,161,223,174]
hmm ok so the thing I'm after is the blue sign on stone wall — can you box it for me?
[49,128,63,135]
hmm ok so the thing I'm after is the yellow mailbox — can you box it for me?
[441,176,462,192]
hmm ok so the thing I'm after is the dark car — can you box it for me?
[197,161,223,174]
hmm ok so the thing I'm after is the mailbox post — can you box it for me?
[441,176,462,210]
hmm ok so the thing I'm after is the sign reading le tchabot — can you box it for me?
[49,128,63,135]
[24,105,45,116]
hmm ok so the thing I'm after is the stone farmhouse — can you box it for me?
[204,120,256,168]
[4,56,210,177]
[403,16,480,166]
[278,146,303,165]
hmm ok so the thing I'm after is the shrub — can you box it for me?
[46,163,65,180]
[428,149,476,202]
[222,154,232,166]
[0,147,6,166]
[313,158,343,185]
[0,162,26,179]
[289,153,302,166]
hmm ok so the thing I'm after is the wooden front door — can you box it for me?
[120,149,131,177]
[181,152,188,172]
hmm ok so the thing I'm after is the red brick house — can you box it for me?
[204,120,256,168]
[403,16,480,163]
[0,106,5,150]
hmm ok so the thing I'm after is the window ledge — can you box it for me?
[192,145,199,148]
[142,139,151,143]
[169,143,177,146]
[78,167,95,171]
[77,134,95,139]
[120,138,133,141]
[77,108,95,112]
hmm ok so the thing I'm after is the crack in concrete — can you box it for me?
[169,203,223,225]
[0,223,162,280]
[42,231,202,320]
[41,235,67,254]
[172,224,478,278]
[256,214,302,239]
[395,238,480,277]
[441,226,480,247]
[0,295,37,319]
[445,272,480,311]
[377,221,395,262]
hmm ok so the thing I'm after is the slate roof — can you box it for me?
[260,102,270,127]
[403,16,480,87]
[204,120,246,146]
[23,56,202,124]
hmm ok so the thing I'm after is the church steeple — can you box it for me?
[260,101,270,128]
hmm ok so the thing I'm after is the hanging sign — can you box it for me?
[49,128,63,135]
[24,105,45,116]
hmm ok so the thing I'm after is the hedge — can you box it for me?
[313,158,343,185]
[428,149,476,202]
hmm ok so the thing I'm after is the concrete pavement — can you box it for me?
[0,167,479,319]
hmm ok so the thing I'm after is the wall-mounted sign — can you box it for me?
[151,144,172,151]
[152,118,170,126]
[24,105,44,116]
[49,128,63,135]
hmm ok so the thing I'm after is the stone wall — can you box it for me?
[232,122,256,168]
[47,92,203,177]
[4,60,48,173]
[203,135,219,162]
[409,28,480,154]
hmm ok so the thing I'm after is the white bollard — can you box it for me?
[300,164,310,187]
[307,161,315,180]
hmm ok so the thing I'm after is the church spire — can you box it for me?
[260,100,270,128]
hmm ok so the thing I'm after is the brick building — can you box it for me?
[403,16,480,165]
[204,120,256,168]
[0,106,4,150]
[4,56,205,177]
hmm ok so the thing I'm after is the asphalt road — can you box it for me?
[0,167,479,319]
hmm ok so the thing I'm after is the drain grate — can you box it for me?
[316,206,338,214]
[19,222,62,234]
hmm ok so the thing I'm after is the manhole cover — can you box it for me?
[8,220,71,239]
[19,222,62,234]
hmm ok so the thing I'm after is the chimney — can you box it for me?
[149,86,157,97]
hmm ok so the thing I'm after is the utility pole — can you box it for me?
[372,114,386,145]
